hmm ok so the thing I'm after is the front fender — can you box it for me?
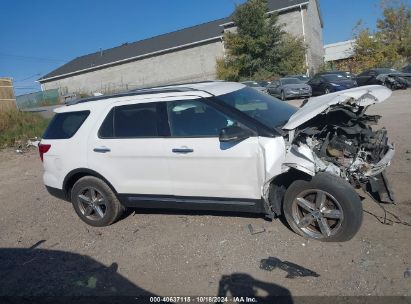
[283,144,316,176]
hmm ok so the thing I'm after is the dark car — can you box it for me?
[318,71,355,79]
[267,78,312,100]
[307,73,357,96]
[402,65,411,73]
[356,68,411,89]
[285,74,310,83]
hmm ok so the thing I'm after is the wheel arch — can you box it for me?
[268,168,312,216]
[63,168,119,201]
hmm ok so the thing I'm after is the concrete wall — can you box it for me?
[278,9,304,39]
[277,0,324,75]
[41,3,324,94]
[42,41,224,95]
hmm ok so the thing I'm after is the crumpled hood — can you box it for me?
[282,85,392,130]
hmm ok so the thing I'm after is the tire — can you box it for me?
[283,173,362,242]
[71,176,125,227]
[324,87,331,94]
[281,91,286,101]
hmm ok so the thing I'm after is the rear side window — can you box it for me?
[99,103,160,138]
[43,111,90,139]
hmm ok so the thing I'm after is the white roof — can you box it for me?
[55,81,245,113]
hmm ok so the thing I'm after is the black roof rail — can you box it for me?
[67,86,204,106]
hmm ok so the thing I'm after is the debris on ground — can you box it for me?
[247,224,265,235]
[27,138,40,147]
[260,257,320,279]
[15,137,41,154]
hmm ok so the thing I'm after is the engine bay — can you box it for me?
[292,102,395,203]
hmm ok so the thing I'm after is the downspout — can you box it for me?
[300,4,310,76]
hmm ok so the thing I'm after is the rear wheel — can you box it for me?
[283,173,362,242]
[71,176,125,227]
[324,87,331,94]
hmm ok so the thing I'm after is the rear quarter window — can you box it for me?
[43,110,90,139]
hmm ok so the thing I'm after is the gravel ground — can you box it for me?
[0,89,410,299]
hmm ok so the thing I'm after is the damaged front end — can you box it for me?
[376,73,411,90]
[282,85,395,204]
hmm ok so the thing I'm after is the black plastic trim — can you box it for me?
[118,194,266,214]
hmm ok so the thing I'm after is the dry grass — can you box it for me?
[0,109,50,147]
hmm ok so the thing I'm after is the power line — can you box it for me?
[15,73,42,82]
[0,52,67,62]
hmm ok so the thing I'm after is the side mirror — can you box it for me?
[219,125,254,142]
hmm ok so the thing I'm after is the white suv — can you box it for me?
[40,81,395,242]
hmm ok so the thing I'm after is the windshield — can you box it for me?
[281,78,302,85]
[322,74,347,82]
[216,87,297,129]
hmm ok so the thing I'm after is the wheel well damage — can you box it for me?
[268,169,312,216]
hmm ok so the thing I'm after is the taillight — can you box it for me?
[39,144,51,162]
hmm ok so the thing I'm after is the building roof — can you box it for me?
[324,40,355,62]
[40,0,316,83]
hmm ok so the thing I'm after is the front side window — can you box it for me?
[99,103,160,138]
[216,87,297,129]
[167,100,234,137]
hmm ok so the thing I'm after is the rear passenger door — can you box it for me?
[87,100,171,196]
[163,98,262,200]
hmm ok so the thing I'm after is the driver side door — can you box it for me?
[162,98,263,200]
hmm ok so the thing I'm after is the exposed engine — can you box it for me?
[292,102,395,203]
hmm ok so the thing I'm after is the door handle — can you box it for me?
[172,148,194,153]
[93,147,111,153]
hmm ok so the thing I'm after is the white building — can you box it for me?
[39,0,324,95]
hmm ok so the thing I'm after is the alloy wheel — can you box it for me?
[291,189,344,239]
[77,187,108,221]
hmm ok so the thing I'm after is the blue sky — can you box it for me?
[0,0,397,95]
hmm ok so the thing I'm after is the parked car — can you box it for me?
[401,65,411,73]
[257,80,271,87]
[241,81,267,93]
[40,81,394,242]
[307,73,357,96]
[356,68,411,89]
[267,78,312,100]
[318,71,356,79]
[285,74,310,83]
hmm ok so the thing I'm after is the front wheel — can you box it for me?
[283,173,362,242]
[281,91,286,101]
[324,87,331,94]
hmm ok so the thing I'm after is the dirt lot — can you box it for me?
[0,90,410,299]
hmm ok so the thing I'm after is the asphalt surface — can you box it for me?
[0,89,410,298]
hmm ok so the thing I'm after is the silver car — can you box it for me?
[268,78,312,100]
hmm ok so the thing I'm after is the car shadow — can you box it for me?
[0,248,293,302]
